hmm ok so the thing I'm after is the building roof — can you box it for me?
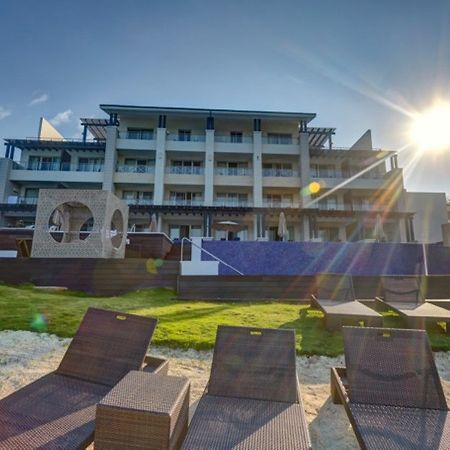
[80,118,108,141]
[100,104,317,122]
[4,138,105,152]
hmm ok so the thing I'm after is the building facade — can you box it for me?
[0,105,422,242]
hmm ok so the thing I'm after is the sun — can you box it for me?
[409,102,450,152]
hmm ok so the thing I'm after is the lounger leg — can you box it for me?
[330,370,342,404]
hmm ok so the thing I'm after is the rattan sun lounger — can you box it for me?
[181,325,311,450]
[311,273,383,331]
[376,276,450,333]
[0,307,165,450]
[330,326,450,449]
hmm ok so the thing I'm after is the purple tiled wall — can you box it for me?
[201,241,449,276]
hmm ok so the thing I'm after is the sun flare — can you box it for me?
[409,102,450,152]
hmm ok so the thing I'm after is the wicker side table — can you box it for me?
[95,371,190,450]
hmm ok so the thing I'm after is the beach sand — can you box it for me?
[1,330,449,449]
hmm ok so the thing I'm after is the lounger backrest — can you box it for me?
[316,273,355,302]
[208,325,298,403]
[343,327,447,410]
[382,276,425,305]
[56,308,157,387]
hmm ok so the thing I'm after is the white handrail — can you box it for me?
[180,237,244,275]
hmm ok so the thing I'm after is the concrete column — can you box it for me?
[154,127,167,205]
[399,218,408,242]
[253,131,263,207]
[204,129,214,206]
[253,213,258,240]
[157,214,163,232]
[302,216,310,240]
[102,126,118,191]
[299,132,310,207]
[338,225,347,242]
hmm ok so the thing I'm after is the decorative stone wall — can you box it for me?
[31,189,128,258]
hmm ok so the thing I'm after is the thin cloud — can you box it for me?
[29,93,49,106]
[50,109,73,126]
[0,106,11,120]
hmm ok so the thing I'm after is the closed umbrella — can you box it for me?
[149,213,158,232]
[374,214,385,242]
[277,212,288,241]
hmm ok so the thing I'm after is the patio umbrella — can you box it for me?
[149,213,158,232]
[374,213,385,242]
[277,212,288,241]
[211,220,246,232]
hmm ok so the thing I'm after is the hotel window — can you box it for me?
[311,164,335,178]
[170,191,203,204]
[178,129,191,141]
[264,194,293,206]
[78,158,103,172]
[230,131,243,143]
[216,193,248,205]
[262,162,293,176]
[170,160,202,174]
[27,156,60,171]
[24,188,39,204]
[267,133,292,144]
[216,161,249,175]
[127,128,154,140]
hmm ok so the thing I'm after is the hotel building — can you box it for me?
[0,104,437,242]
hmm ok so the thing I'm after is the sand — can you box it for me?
[1,330,450,449]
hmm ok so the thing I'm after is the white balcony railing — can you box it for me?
[214,167,252,176]
[262,201,300,208]
[213,200,251,207]
[165,166,204,175]
[123,198,154,205]
[214,135,253,144]
[262,136,297,145]
[116,165,155,174]
[166,133,206,142]
[310,170,385,180]
[24,162,104,172]
[119,131,154,140]
[164,199,204,206]
[262,168,298,177]
[17,197,39,205]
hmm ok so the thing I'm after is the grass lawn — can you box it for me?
[0,284,449,356]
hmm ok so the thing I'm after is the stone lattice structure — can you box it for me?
[31,189,128,258]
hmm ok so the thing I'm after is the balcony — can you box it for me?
[310,170,389,189]
[262,136,297,145]
[262,201,301,208]
[10,162,104,183]
[119,131,154,140]
[213,200,251,207]
[167,133,205,142]
[214,167,252,176]
[23,162,103,172]
[262,168,298,177]
[165,166,204,175]
[16,197,38,205]
[116,132,156,151]
[164,199,204,206]
[123,198,154,206]
[116,165,155,173]
[214,135,253,144]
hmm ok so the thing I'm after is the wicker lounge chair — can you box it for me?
[181,325,311,450]
[331,326,450,449]
[376,276,450,333]
[0,307,165,450]
[311,273,383,331]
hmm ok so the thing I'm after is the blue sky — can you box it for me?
[1,0,449,194]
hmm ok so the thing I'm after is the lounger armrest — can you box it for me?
[142,355,169,375]
[330,367,348,405]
